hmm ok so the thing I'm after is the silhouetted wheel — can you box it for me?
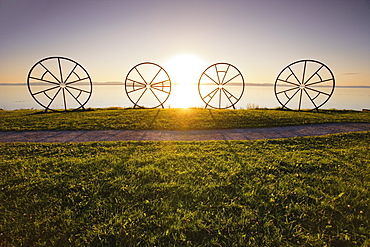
[27,57,92,111]
[274,60,335,110]
[198,63,245,109]
[125,62,171,108]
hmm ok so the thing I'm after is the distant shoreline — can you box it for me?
[1,83,370,88]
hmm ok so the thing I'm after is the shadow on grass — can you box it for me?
[28,108,96,116]
[148,109,161,129]
[274,107,361,114]
[208,109,220,128]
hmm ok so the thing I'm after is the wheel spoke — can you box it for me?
[277,78,300,87]
[288,66,301,84]
[32,85,60,96]
[205,89,219,107]
[218,87,222,108]
[222,87,238,101]
[46,88,62,109]
[135,67,148,85]
[204,73,219,85]
[65,87,84,108]
[276,86,299,95]
[66,85,91,94]
[222,73,241,85]
[150,88,163,105]
[303,89,318,109]
[222,88,233,105]
[220,64,230,84]
[63,64,78,83]
[304,65,323,84]
[282,88,300,108]
[149,68,162,84]
[127,78,146,87]
[305,78,333,87]
[203,87,219,101]
[208,89,219,104]
[40,62,61,83]
[151,86,170,94]
[222,88,236,106]
[127,85,146,94]
[58,58,64,83]
[298,89,303,110]
[305,86,331,96]
[134,88,148,107]
[65,77,90,85]
[215,65,221,85]
[152,85,171,88]
[301,60,307,84]
[29,76,60,86]
[202,88,219,107]
[62,88,67,110]
[151,79,169,86]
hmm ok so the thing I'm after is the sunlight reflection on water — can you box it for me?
[0,85,369,110]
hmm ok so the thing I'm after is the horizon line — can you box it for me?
[1,82,370,88]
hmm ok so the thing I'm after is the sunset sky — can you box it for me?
[1,0,369,86]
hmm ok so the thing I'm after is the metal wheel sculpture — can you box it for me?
[198,63,245,109]
[125,62,171,108]
[274,60,335,111]
[27,57,92,111]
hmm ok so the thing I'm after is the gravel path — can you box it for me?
[0,123,369,143]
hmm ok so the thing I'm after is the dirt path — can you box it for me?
[0,123,369,143]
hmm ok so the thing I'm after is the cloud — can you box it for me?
[341,73,359,76]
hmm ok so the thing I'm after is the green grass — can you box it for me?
[1,132,369,246]
[0,108,369,131]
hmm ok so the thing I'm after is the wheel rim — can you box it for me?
[274,60,335,111]
[27,57,92,111]
[198,63,245,109]
[125,62,171,108]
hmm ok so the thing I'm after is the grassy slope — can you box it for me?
[1,132,369,246]
[0,108,369,131]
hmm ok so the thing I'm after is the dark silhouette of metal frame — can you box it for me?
[198,63,245,109]
[274,60,335,111]
[125,62,171,108]
[27,57,93,112]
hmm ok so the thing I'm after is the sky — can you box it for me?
[0,0,369,87]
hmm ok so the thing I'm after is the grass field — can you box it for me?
[1,131,369,246]
[0,108,369,131]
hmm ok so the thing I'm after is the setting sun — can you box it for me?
[164,54,207,108]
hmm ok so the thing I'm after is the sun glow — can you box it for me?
[164,54,207,108]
